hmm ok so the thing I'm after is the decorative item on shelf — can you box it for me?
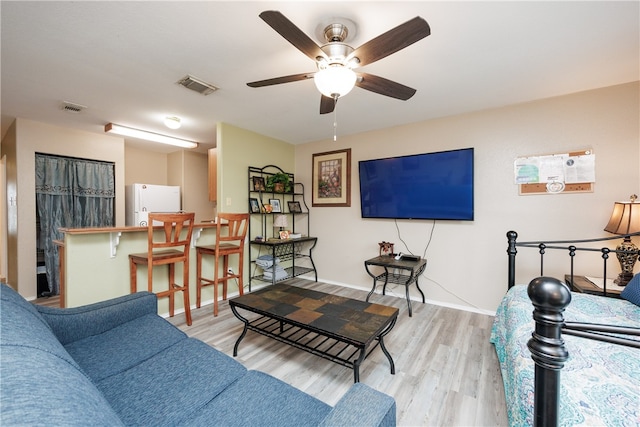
[279,230,291,240]
[266,172,292,193]
[273,214,288,238]
[263,203,273,213]
[249,198,260,213]
[379,241,394,257]
[604,194,640,286]
[269,198,282,213]
[287,201,302,213]
[252,176,266,192]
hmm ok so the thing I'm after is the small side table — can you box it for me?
[564,274,622,299]
[364,256,427,317]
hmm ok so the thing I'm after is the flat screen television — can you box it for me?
[358,147,474,220]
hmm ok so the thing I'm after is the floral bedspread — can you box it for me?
[490,285,640,427]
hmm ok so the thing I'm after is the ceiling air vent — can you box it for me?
[60,101,87,113]
[176,75,218,95]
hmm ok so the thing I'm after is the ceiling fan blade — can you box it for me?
[320,95,336,114]
[247,72,314,88]
[349,16,430,68]
[259,11,327,62]
[355,73,417,100]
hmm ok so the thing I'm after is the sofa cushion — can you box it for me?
[0,284,123,426]
[64,313,187,381]
[96,338,247,425]
[1,283,48,321]
[183,370,331,427]
[1,346,125,426]
[319,383,396,427]
[0,284,77,369]
[37,291,158,345]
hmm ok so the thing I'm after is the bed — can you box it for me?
[490,231,640,427]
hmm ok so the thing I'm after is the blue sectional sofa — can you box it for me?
[0,284,396,426]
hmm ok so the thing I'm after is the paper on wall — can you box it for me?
[514,152,595,184]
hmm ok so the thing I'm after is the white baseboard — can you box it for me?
[161,275,497,319]
[317,277,496,317]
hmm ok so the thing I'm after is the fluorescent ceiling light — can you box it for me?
[105,123,198,149]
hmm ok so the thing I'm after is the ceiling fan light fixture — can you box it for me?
[314,66,356,98]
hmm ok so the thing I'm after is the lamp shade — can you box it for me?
[273,214,288,228]
[604,201,640,235]
[313,66,357,98]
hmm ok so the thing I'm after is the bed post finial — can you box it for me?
[507,231,518,289]
[527,277,571,427]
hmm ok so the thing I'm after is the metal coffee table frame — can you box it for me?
[229,285,398,383]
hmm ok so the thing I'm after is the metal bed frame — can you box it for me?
[505,230,640,427]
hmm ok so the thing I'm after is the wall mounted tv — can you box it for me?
[358,147,474,221]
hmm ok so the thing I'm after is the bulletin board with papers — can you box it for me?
[514,149,595,195]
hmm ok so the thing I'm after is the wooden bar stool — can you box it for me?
[129,212,195,326]
[196,213,249,316]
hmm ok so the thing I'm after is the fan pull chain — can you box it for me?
[333,96,338,142]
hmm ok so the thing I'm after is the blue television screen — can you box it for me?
[358,148,474,220]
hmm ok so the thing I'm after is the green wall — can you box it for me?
[217,122,294,214]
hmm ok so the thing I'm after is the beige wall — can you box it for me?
[1,122,17,288]
[295,82,640,313]
[125,146,214,222]
[0,155,6,282]
[124,146,168,185]
[1,119,126,299]
[168,150,215,222]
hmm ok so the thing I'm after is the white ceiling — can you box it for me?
[2,1,639,154]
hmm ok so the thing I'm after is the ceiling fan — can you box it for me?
[247,10,431,114]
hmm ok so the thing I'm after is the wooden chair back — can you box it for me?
[147,212,195,263]
[215,213,249,251]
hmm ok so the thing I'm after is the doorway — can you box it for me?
[35,153,115,296]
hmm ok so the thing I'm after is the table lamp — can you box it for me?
[273,214,288,237]
[604,194,640,286]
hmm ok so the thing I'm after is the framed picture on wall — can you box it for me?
[312,148,351,207]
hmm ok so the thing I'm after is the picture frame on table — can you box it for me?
[279,230,290,240]
[287,201,302,213]
[252,176,266,192]
[312,148,351,207]
[269,198,281,213]
[249,198,260,213]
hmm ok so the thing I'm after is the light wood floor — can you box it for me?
[36,279,508,426]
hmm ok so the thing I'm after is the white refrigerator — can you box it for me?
[125,184,181,226]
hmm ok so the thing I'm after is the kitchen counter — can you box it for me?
[59,221,218,234]
[57,222,226,313]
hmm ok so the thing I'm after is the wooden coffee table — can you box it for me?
[229,283,399,383]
